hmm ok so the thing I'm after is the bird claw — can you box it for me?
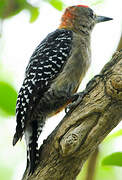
[65,104,72,114]
[65,92,85,114]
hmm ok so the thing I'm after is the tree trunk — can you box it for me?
[22,50,122,180]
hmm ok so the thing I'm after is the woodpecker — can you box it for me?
[13,5,112,174]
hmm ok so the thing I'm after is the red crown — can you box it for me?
[77,5,89,8]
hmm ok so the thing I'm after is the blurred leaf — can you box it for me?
[103,129,122,142]
[0,0,39,22]
[0,0,25,18]
[29,7,39,23]
[25,3,40,23]
[46,0,64,11]
[0,108,10,117]
[0,0,64,22]
[0,81,17,116]
[102,152,122,167]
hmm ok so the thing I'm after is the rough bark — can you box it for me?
[22,50,122,180]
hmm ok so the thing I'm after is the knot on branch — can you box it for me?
[59,115,98,157]
[59,123,88,157]
[60,132,79,156]
[106,75,122,100]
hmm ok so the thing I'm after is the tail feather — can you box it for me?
[13,132,20,146]
[25,120,40,174]
[29,120,39,174]
[13,110,25,146]
[13,126,23,146]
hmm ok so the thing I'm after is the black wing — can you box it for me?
[13,29,73,145]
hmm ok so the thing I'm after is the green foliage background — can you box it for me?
[0,0,121,180]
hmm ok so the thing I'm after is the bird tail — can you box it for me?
[13,124,23,146]
[25,120,41,174]
[13,111,24,146]
[13,132,21,146]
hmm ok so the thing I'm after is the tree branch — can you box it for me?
[22,50,122,180]
[84,32,122,180]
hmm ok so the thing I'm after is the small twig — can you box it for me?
[117,34,122,51]
[85,148,99,180]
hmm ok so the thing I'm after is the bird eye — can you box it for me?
[89,9,95,18]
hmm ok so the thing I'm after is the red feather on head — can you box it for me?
[77,5,89,8]
[59,5,89,29]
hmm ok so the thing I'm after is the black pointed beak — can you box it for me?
[96,15,113,23]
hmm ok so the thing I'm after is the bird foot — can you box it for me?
[65,91,86,113]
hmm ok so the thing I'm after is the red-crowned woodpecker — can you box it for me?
[13,5,113,174]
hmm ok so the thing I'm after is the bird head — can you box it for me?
[59,5,113,35]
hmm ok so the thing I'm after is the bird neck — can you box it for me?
[59,20,91,37]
